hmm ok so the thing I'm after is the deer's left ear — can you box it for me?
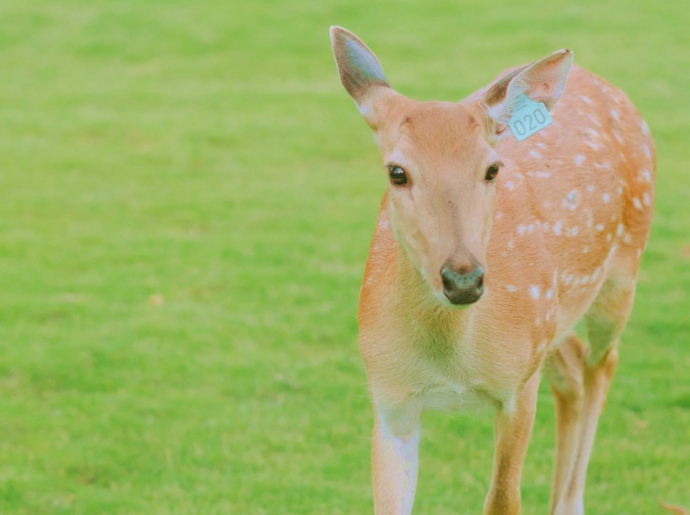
[482,49,573,136]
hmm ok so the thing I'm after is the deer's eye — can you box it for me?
[485,163,501,182]
[387,165,408,186]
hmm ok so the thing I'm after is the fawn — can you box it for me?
[329,26,654,515]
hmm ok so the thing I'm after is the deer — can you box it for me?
[329,26,655,515]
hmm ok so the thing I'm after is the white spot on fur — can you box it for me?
[542,222,550,231]
[506,285,517,292]
[616,223,624,236]
[553,221,563,235]
[586,185,595,192]
[575,155,586,166]
[606,233,612,242]
[379,219,390,229]
[536,142,546,148]
[641,121,649,134]
[565,190,578,210]
[623,233,633,244]
[527,171,551,178]
[583,246,589,253]
[546,289,554,300]
[602,193,610,203]
[632,197,643,210]
[530,150,542,159]
[495,211,503,220]
[617,185,624,195]
[643,145,651,158]
[580,95,593,104]
[610,108,620,120]
[505,181,515,190]
[643,192,652,206]
[595,162,612,169]
[596,223,605,232]
[527,224,535,234]
[636,248,642,259]
[507,239,514,249]
[517,225,526,235]
[529,285,540,299]
[639,169,652,183]
[570,226,579,236]
[587,114,602,127]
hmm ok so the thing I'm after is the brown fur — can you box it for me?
[330,26,654,515]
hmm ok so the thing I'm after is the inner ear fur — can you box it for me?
[483,66,529,107]
[330,26,404,129]
[330,27,390,103]
[482,49,573,134]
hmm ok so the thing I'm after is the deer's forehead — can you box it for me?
[400,103,480,134]
[391,104,491,166]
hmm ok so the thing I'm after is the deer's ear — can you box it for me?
[330,26,395,127]
[483,49,573,136]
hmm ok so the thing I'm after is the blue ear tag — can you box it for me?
[508,94,553,141]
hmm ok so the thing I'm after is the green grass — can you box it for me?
[0,0,688,513]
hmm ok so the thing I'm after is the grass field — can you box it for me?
[0,0,688,513]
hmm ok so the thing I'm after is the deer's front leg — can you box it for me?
[371,402,421,515]
[484,372,540,515]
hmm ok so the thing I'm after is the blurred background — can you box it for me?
[0,0,688,514]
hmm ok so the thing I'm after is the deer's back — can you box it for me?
[489,64,654,336]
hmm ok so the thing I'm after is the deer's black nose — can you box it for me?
[441,265,484,305]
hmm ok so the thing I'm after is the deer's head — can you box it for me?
[330,27,572,307]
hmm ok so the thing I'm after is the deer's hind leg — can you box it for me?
[547,271,637,515]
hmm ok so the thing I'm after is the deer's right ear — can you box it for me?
[330,26,394,128]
